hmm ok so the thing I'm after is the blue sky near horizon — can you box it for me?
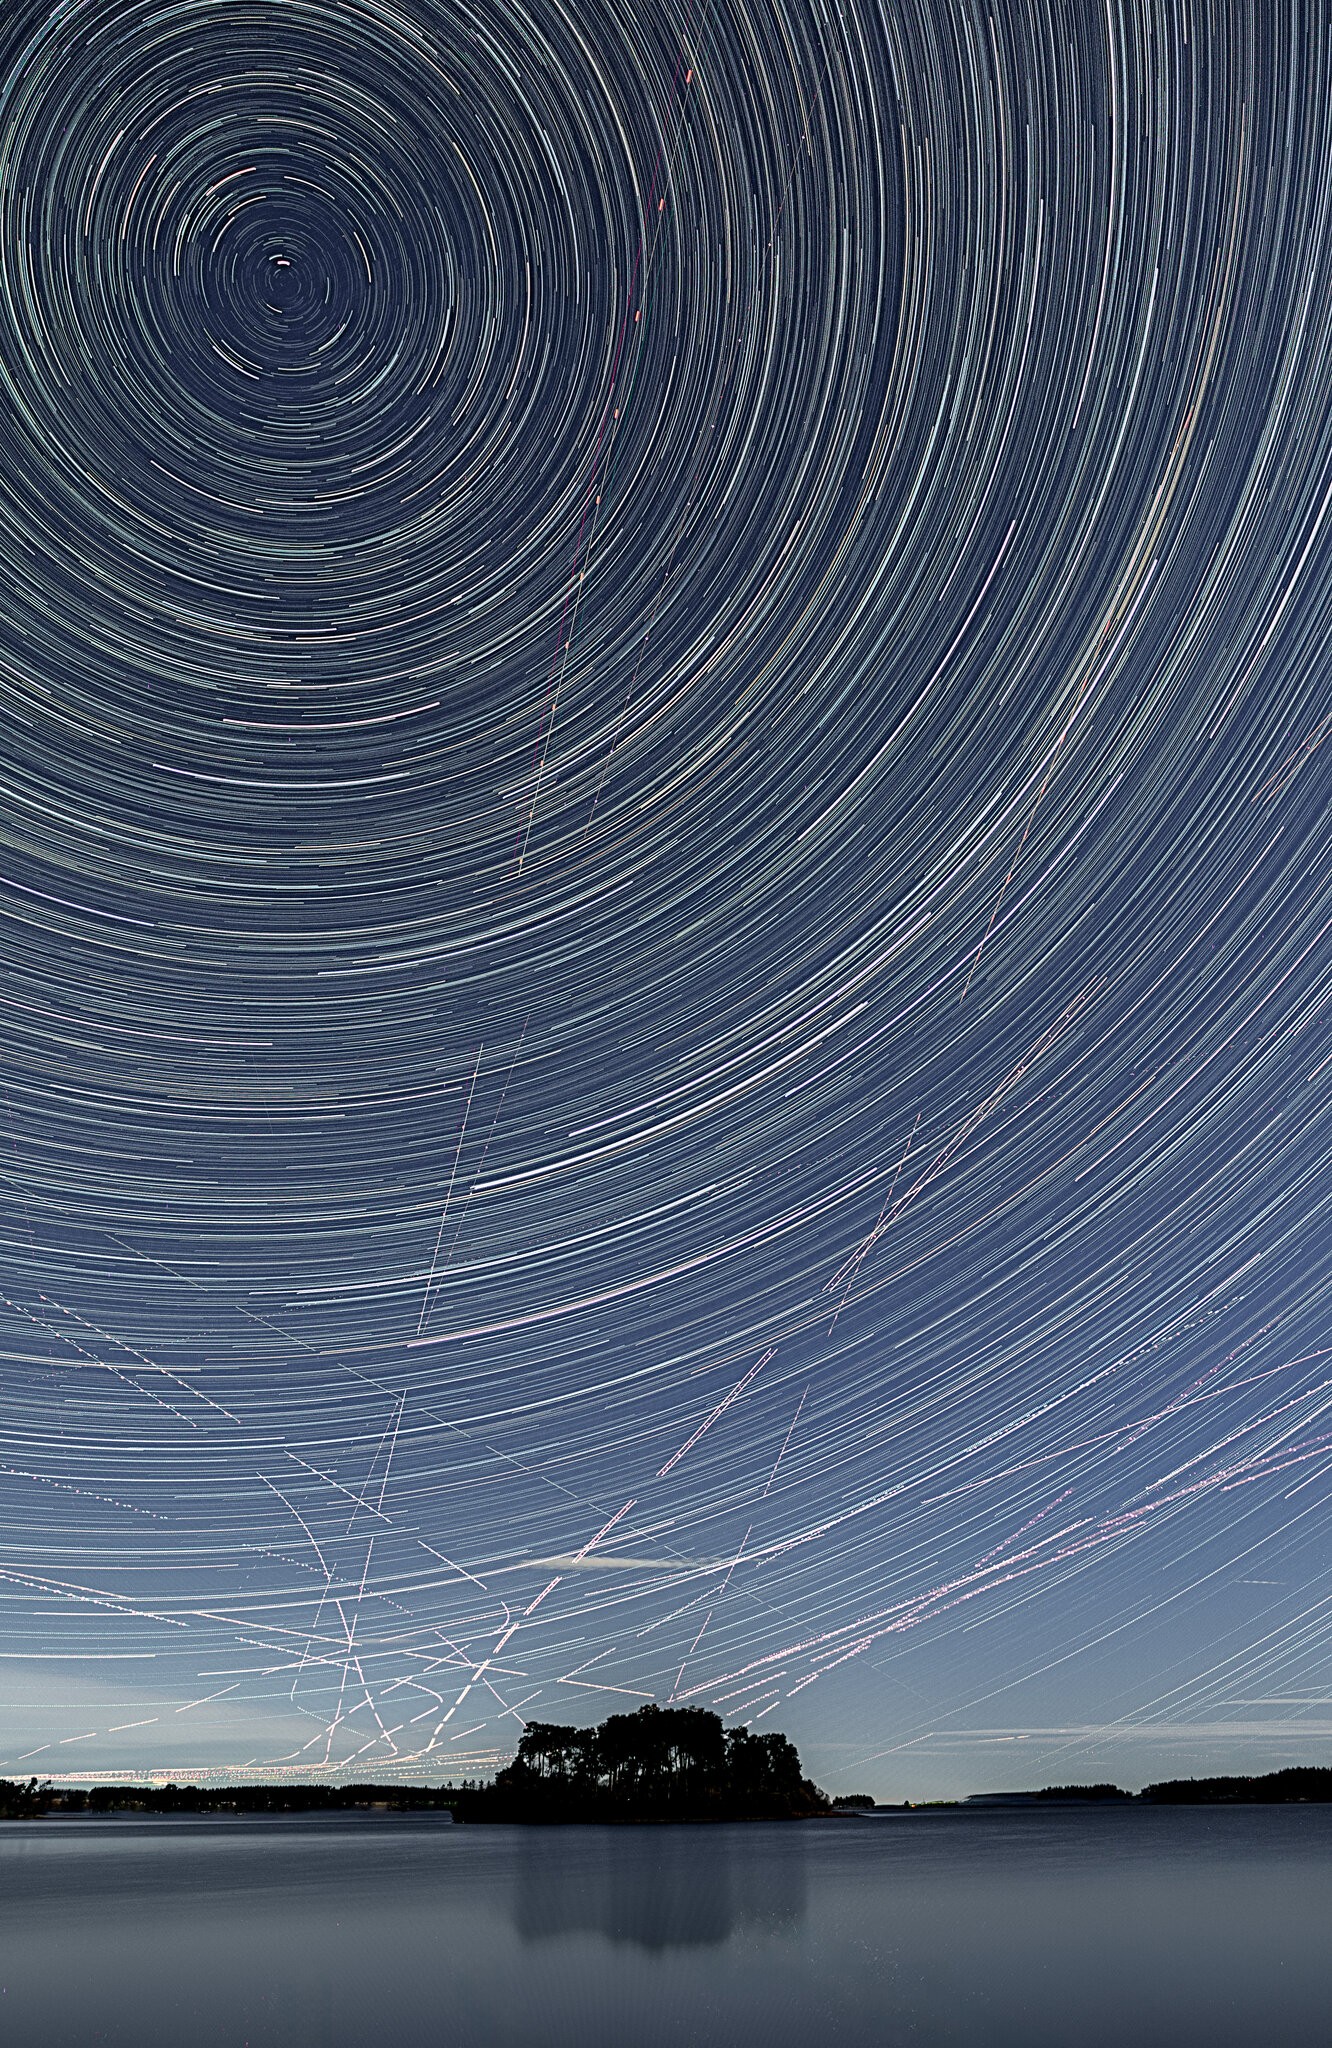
[1,0,1332,1804]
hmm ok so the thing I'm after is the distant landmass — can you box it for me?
[951,1767,1332,1808]
[2,1740,1329,1822]
[1137,1767,1332,1805]
[0,1779,458,1819]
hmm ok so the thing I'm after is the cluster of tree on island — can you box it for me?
[2,1708,1329,1821]
[481,1703,828,1819]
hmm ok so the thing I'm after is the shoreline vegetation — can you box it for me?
[0,1699,1328,1822]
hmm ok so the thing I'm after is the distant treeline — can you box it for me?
[0,1779,462,1820]
[1139,1767,1332,1805]
[5,1752,1329,1823]
[955,1767,1332,1808]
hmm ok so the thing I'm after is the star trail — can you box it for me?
[2,0,1332,1799]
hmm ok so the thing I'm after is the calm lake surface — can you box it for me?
[2,1806,1329,2045]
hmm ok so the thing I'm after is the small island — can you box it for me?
[470,1703,830,1821]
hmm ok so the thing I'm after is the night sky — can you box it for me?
[2,0,1331,1803]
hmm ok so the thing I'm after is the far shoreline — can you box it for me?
[4,1762,1331,1823]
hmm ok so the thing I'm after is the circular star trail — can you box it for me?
[2,0,1332,1792]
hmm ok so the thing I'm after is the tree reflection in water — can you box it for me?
[511,1824,808,1952]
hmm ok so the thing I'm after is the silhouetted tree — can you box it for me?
[490,1704,827,1820]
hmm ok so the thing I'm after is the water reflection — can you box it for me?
[512,1824,807,1950]
[2,1809,1331,2046]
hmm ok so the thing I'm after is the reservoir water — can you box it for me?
[1,1806,1328,2045]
